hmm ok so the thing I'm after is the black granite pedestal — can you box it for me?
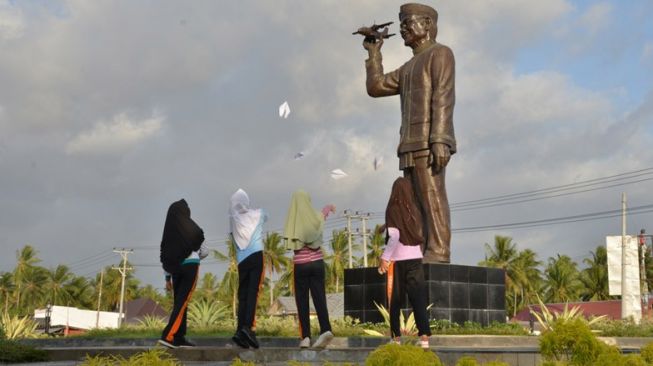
[344,263,506,326]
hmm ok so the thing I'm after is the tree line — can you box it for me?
[481,235,653,316]
[2,231,645,319]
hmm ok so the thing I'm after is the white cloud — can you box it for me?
[0,1,24,40]
[578,2,612,35]
[65,111,164,155]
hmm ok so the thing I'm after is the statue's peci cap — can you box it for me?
[399,3,438,22]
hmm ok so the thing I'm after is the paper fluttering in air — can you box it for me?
[330,169,348,180]
[279,101,291,119]
[373,156,383,170]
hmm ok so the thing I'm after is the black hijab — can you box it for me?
[385,177,424,246]
[160,199,204,273]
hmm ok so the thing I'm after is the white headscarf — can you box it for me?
[229,189,262,250]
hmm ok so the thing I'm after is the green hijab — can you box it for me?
[283,190,324,250]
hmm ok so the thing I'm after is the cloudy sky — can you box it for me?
[1,0,652,288]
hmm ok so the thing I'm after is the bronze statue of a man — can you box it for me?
[363,3,455,263]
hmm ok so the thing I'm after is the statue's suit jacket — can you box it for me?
[365,41,456,161]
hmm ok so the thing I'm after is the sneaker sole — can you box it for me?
[232,336,250,349]
[312,334,334,349]
[157,339,178,349]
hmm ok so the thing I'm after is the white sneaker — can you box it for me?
[312,331,334,349]
[420,339,430,349]
[299,337,311,348]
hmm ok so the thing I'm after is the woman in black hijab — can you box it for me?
[159,199,206,349]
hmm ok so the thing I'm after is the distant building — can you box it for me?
[123,298,168,325]
[269,293,344,320]
[34,306,120,335]
[512,298,653,323]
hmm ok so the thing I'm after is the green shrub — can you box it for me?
[231,358,255,366]
[0,339,49,363]
[365,343,442,366]
[81,349,180,366]
[483,362,509,366]
[0,323,5,339]
[539,317,604,365]
[135,315,166,329]
[0,312,38,339]
[639,341,653,363]
[455,356,479,366]
[592,318,653,337]
[429,320,527,336]
[187,299,230,328]
[623,354,647,366]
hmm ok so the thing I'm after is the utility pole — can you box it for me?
[622,192,628,321]
[640,229,650,316]
[358,212,371,268]
[112,248,133,328]
[345,210,353,268]
[95,270,104,328]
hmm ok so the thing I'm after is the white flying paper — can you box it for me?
[330,169,348,180]
[279,101,291,119]
[294,152,305,160]
[373,156,383,170]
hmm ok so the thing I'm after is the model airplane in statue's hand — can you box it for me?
[352,21,395,43]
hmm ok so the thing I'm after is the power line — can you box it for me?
[453,204,653,233]
[450,176,653,211]
[361,167,653,216]
[451,167,653,207]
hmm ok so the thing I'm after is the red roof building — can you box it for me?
[512,298,653,322]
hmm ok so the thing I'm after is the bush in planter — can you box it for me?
[455,357,479,366]
[539,317,605,365]
[0,340,49,363]
[365,343,442,366]
[454,357,509,366]
[640,341,653,364]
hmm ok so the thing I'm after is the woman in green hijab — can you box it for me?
[283,189,336,349]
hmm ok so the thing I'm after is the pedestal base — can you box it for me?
[344,263,506,325]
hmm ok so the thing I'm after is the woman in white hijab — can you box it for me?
[229,189,267,349]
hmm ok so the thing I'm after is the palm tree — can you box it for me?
[44,265,74,306]
[366,225,386,268]
[510,249,542,315]
[479,235,520,314]
[13,245,40,309]
[193,272,220,302]
[579,246,611,301]
[543,254,582,303]
[325,230,348,293]
[263,232,290,306]
[0,272,15,313]
[277,260,295,296]
[136,284,167,305]
[19,266,48,314]
[94,264,139,311]
[215,237,239,320]
[65,275,93,309]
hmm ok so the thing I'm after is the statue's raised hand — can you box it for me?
[363,37,383,52]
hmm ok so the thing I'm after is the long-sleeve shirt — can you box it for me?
[381,227,423,262]
[235,210,267,264]
[165,244,208,279]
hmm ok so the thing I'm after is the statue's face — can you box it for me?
[400,14,430,48]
